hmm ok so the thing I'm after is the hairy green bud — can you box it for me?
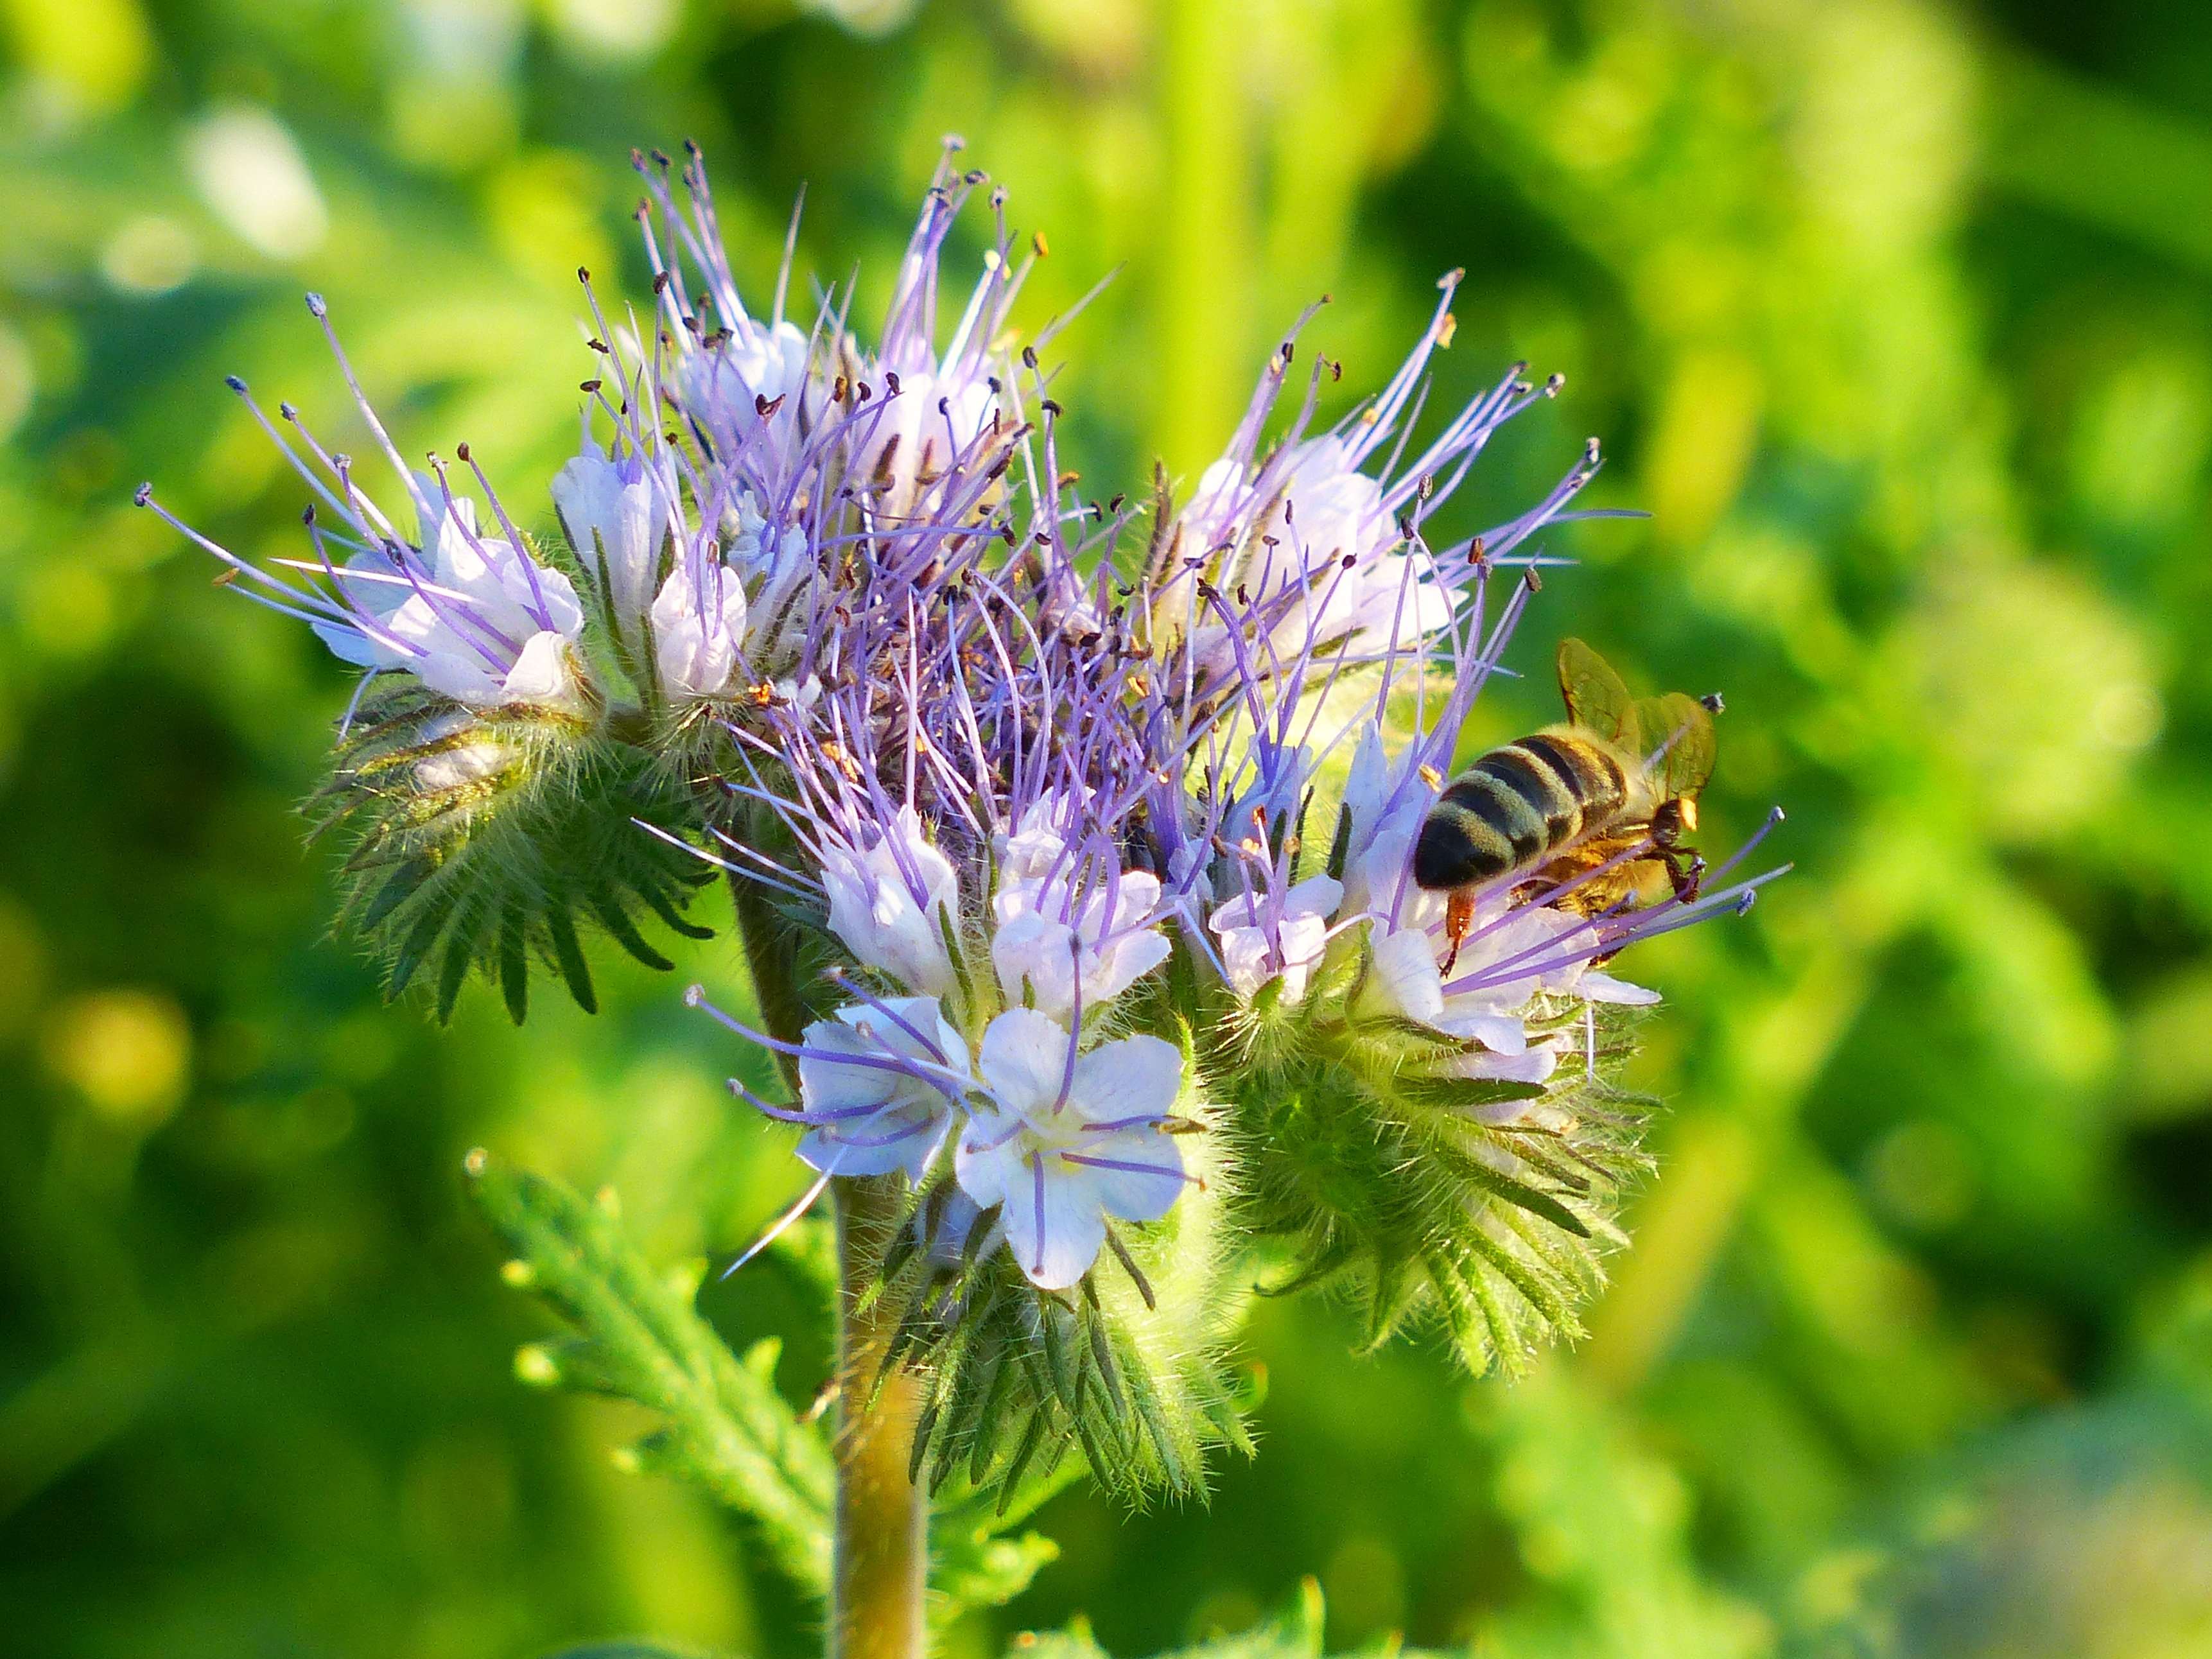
[313,684,713,1021]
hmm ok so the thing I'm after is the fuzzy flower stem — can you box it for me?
[830,1172,929,1659]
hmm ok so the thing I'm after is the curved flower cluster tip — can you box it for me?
[144,136,1784,1498]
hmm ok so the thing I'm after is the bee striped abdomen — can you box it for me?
[1411,731,1629,891]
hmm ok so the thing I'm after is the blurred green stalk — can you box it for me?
[830,1176,929,1659]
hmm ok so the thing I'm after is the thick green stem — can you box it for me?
[727,867,928,1656]
[831,1175,928,1659]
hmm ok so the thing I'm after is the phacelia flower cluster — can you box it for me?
[145,138,1781,1492]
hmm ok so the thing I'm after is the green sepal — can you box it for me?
[315,684,714,1022]
[1220,998,1646,1376]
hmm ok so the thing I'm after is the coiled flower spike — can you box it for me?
[146,137,1785,1510]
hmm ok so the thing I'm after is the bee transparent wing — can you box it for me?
[1635,691,1716,800]
[1556,638,1641,749]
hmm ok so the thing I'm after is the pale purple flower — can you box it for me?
[371,483,590,713]
[550,437,668,648]
[652,150,1787,1299]
[690,985,973,1183]
[792,998,970,1180]
[1334,728,1434,925]
[990,801,1171,1020]
[820,806,960,996]
[1208,875,1343,1005]
[649,559,751,701]
[139,297,596,720]
[954,1008,1187,1290]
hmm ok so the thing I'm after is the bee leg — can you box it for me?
[1662,846,1705,903]
[1441,889,1477,975]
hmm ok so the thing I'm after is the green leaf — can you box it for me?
[472,1155,1079,1625]
[931,1525,1061,1617]
[1010,1580,1332,1659]
[466,1152,833,1597]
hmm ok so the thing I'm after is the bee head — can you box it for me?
[1651,797,1697,844]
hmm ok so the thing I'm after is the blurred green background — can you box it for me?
[8,1,2212,1655]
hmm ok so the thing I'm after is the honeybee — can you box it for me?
[1413,638,1719,969]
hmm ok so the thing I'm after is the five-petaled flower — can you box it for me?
[954,1010,1188,1292]
[792,998,970,1181]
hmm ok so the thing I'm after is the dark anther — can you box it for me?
[224,374,247,392]
[132,482,152,506]
[455,441,473,462]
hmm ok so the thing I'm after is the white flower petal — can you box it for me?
[1064,1131,1186,1227]
[1068,1033,1183,1127]
[1361,926,1444,1025]
[991,910,1077,1012]
[1449,1045,1561,1086]
[977,1006,1076,1119]
[1435,1009,1528,1054]
[1580,969,1661,1006]
[997,1149,1107,1292]
[499,630,587,712]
